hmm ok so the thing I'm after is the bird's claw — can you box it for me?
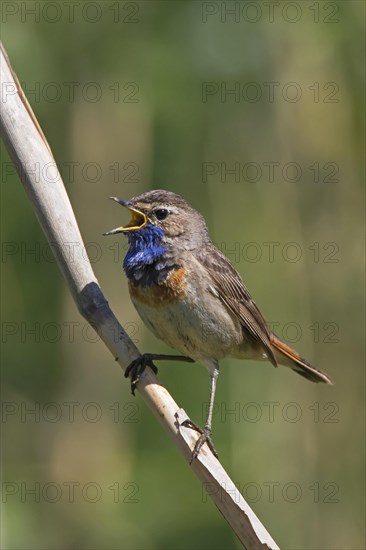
[181,419,219,463]
[125,354,158,396]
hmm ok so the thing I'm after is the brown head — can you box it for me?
[103,189,210,251]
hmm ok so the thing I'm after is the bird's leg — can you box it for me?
[182,365,219,462]
[125,353,194,395]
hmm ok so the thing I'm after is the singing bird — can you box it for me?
[104,190,333,460]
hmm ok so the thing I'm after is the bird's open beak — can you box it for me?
[103,197,147,235]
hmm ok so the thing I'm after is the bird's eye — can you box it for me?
[154,208,168,221]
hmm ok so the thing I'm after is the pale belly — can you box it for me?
[129,281,247,365]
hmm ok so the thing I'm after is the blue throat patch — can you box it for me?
[123,224,168,283]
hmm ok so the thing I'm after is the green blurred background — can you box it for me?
[1,1,364,549]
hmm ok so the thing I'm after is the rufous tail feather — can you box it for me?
[270,335,334,385]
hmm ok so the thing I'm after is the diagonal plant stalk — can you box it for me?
[0,41,280,550]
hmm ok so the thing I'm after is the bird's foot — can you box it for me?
[125,353,194,395]
[125,354,158,396]
[181,419,219,463]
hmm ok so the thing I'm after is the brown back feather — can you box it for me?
[195,245,277,366]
